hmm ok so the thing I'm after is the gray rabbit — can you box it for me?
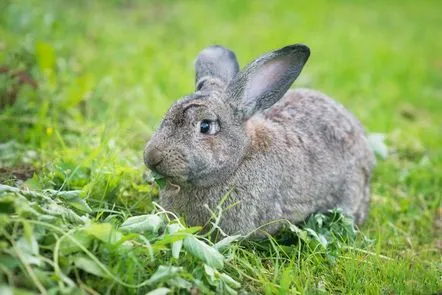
[144,44,375,237]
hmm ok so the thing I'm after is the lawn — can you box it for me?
[0,0,441,294]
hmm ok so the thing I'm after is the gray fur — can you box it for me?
[144,44,376,238]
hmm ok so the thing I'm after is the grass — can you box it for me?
[0,0,441,293]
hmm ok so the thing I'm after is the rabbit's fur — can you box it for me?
[144,44,375,237]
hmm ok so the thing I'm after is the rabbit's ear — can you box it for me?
[195,45,240,92]
[227,44,310,119]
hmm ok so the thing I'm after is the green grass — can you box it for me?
[1,0,441,293]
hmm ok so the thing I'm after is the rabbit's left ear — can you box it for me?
[195,45,240,92]
[227,44,310,119]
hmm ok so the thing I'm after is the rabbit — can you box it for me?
[144,44,376,237]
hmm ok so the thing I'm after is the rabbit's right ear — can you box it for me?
[195,45,240,92]
[227,44,310,120]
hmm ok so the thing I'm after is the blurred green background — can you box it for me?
[2,0,441,144]
[0,0,441,293]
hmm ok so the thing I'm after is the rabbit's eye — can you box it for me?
[198,119,219,135]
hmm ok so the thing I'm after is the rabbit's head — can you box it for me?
[144,44,310,187]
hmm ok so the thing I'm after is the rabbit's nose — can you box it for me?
[144,147,163,170]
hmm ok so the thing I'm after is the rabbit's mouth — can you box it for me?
[163,171,213,188]
[154,169,190,185]
[145,154,189,184]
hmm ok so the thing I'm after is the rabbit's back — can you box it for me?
[253,88,375,224]
[264,88,366,150]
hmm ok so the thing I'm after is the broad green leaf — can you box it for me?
[204,264,216,279]
[289,223,309,242]
[0,285,13,295]
[146,288,170,295]
[59,231,92,255]
[120,214,164,233]
[166,223,184,259]
[65,197,92,213]
[157,232,188,245]
[368,133,388,159]
[203,264,240,290]
[0,286,34,295]
[203,264,217,285]
[155,178,167,189]
[183,236,224,269]
[33,269,57,288]
[75,256,106,278]
[43,202,87,225]
[168,277,193,289]
[22,221,35,249]
[306,228,328,248]
[48,190,92,213]
[224,283,238,295]
[149,171,167,189]
[84,223,122,244]
[171,239,183,259]
[220,273,241,289]
[214,235,242,251]
[153,226,200,247]
[318,234,328,247]
[147,265,182,284]
[314,213,325,228]
[46,189,81,200]
[0,184,20,194]
[16,232,41,266]
[0,255,20,269]
[150,171,164,181]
